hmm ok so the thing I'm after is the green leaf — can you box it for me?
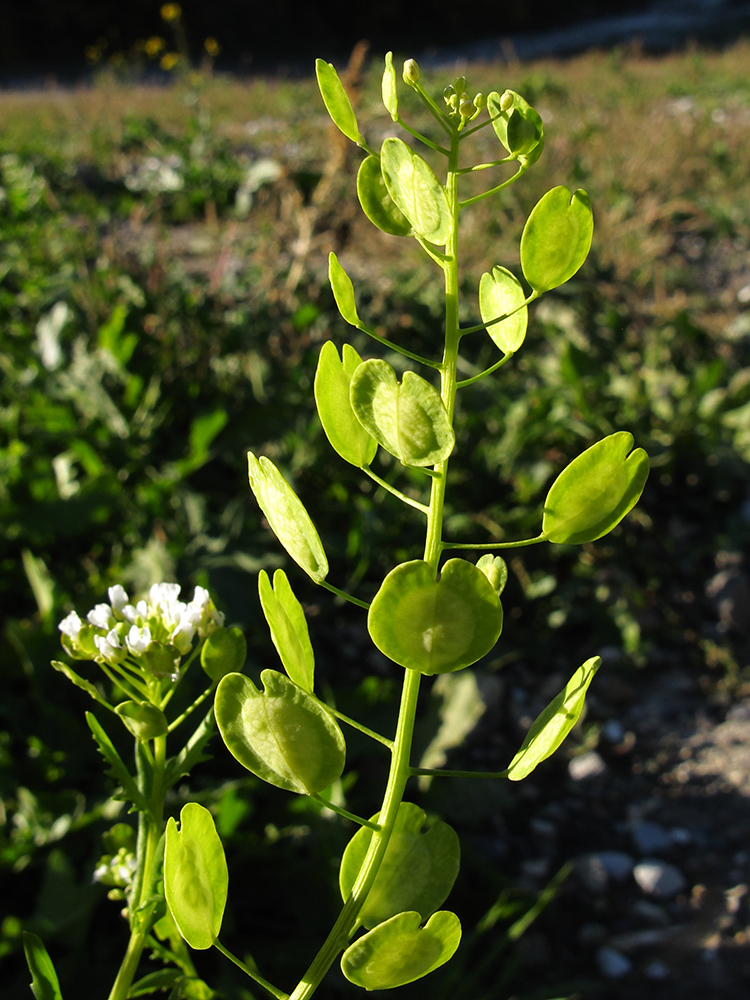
[128,970,183,997]
[23,932,64,1000]
[382,51,398,120]
[340,802,460,928]
[475,554,508,596]
[341,910,461,990]
[85,712,148,811]
[520,186,594,293]
[315,340,378,468]
[201,627,247,681]
[507,656,601,780]
[215,670,345,794]
[247,452,329,583]
[115,700,169,740]
[542,431,649,544]
[51,660,112,710]
[315,59,364,145]
[487,90,544,164]
[350,359,454,468]
[328,252,362,328]
[357,155,412,237]
[258,569,315,693]
[368,559,503,675]
[380,137,451,244]
[164,802,228,950]
[478,266,528,354]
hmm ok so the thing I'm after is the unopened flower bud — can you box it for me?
[474,93,486,110]
[459,96,474,118]
[443,85,455,101]
[448,93,458,110]
[453,76,467,95]
[403,59,420,86]
[500,90,514,112]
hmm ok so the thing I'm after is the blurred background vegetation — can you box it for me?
[2,5,750,997]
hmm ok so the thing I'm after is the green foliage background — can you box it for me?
[1,42,750,998]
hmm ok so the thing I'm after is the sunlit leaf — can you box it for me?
[487,90,544,164]
[328,252,362,328]
[350,359,454,468]
[340,802,460,928]
[507,656,601,780]
[357,155,412,237]
[23,932,63,1000]
[247,452,328,583]
[315,59,364,144]
[215,670,345,794]
[115,700,168,740]
[475,554,508,596]
[380,137,451,244]
[368,559,503,674]
[520,186,594,293]
[382,51,398,120]
[258,569,315,692]
[478,266,528,354]
[200,627,247,681]
[341,910,461,990]
[315,341,378,468]
[542,431,649,544]
[164,802,228,950]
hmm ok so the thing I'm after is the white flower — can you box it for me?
[170,619,195,654]
[88,603,115,630]
[94,628,127,664]
[149,582,181,605]
[59,610,83,639]
[108,585,130,616]
[123,600,148,625]
[126,625,152,656]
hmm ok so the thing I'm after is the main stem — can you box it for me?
[287,128,463,1000]
[107,735,167,1000]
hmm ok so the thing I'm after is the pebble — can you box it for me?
[596,945,632,978]
[576,851,634,892]
[634,859,687,899]
[568,751,607,781]
[632,820,672,854]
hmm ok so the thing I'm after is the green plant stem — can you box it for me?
[360,466,429,514]
[356,322,441,369]
[166,683,214,733]
[459,163,528,209]
[318,580,370,610]
[215,939,289,1000]
[410,767,509,779]
[442,533,547,550]
[311,793,380,830]
[455,354,514,388]
[107,734,167,1000]
[287,120,464,1000]
[324,706,394,748]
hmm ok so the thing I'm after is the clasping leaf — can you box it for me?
[315,59,364,145]
[368,559,503,675]
[542,431,649,544]
[315,339,378,468]
[350,359,454,468]
[478,266,528,354]
[341,910,461,990]
[520,185,594,293]
[215,670,345,794]
[340,802,460,928]
[507,656,600,780]
[380,138,451,245]
[164,802,228,950]
[258,569,315,693]
[201,626,247,681]
[487,90,544,164]
[247,452,329,583]
[357,155,412,237]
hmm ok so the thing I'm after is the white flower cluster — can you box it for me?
[59,582,224,668]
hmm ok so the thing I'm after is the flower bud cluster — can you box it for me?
[94,846,137,899]
[443,76,484,120]
[59,582,224,670]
